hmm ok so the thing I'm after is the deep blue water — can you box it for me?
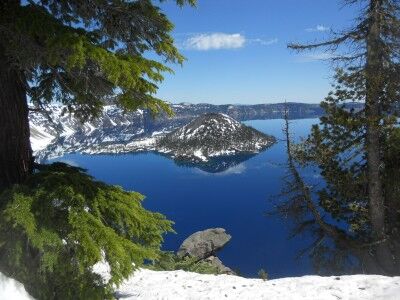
[50,118,321,279]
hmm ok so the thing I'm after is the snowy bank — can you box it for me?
[0,273,34,300]
[2,269,400,300]
[116,269,400,300]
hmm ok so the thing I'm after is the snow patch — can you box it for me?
[193,149,207,161]
[92,255,112,284]
[0,273,34,300]
[116,269,400,300]
[2,269,400,299]
[29,123,55,152]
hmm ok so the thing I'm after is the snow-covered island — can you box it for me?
[79,113,276,164]
[2,270,400,300]
[157,113,275,162]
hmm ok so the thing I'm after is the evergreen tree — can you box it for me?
[0,1,195,298]
[0,163,174,299]
[0,0,195,188]
[286,0,400,274]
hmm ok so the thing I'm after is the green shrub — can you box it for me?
[148,251,220,275]
[258,269,268,281]
[0,163,173,299]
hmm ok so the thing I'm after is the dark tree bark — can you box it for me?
[364,0,395,272]
[0,44,33,189]
[366,0,385,242]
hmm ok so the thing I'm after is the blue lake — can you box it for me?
[50,118,321,279]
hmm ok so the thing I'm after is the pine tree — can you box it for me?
[0,1,195,298]
[0,163,175,299]
[286,0,400,274]
[0,0,195,188]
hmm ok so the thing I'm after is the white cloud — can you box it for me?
[184,33,245,51]
[296,52,335,63]
[250,38,278,46]
[182,33,278,51]
[306,25,330,32]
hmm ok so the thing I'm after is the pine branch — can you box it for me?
[283,105,353,244]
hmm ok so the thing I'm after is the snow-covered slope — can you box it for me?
[2,269,400,299]
[116,269,400,300]
[30,123,55,152]
[29,104,148,161]
[157,113,276,162]
[0,273,34,300]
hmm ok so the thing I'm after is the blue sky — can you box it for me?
[154,0,360,105]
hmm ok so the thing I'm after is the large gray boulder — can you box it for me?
[177,228,231,259]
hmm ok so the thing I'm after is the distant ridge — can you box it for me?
[30,101,355,161]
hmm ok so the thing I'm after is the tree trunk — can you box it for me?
[0,44,33,189]
[365,0,395,273]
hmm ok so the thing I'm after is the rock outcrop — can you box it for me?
[177,228,234,275]
[177,228,232,259]
[204,256,235,275]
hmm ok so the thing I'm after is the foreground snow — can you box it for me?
[2,269,400,300]
[116,269,400,300]
[0,273,33,300]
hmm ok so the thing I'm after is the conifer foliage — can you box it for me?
[0,0,195,187]
[0,1,194,297]
[285,0,400,275]
[0,163,174,299]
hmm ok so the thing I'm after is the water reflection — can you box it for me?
[173,154,256,174]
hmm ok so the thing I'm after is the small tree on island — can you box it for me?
[0,0,195,299]
[283,0,400,275]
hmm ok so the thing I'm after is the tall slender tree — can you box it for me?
[0,0,195,188]
[287,0,400,274]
